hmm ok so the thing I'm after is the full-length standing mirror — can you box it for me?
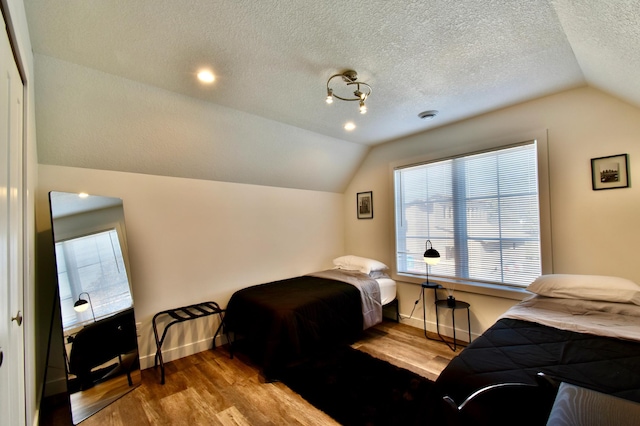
[47,191,140,424]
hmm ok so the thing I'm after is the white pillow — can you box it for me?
[527,274,640,305]
[333,255,388,275]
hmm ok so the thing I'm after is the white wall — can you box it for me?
[344,86,640,337]
[36,165,345,368]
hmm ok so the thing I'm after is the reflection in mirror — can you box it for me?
[56,229,132,329]
[47,191,140,424]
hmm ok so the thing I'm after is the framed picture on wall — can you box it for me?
[357,191,373,219]
[591,154,629,190]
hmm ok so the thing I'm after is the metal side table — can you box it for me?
[435,299,471,351]
[422,282,442,339]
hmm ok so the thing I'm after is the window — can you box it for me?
[394,141,542,288]
[55,229,133,330]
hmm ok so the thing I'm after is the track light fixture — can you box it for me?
[325,70,372,114]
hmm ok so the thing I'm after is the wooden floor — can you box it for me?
[65,321,458,425]
[69,369,142,424]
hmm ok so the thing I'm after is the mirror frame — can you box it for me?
[44,191,140,424]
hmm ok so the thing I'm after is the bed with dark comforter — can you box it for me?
[224,268,383,379]
[434,274,640,424]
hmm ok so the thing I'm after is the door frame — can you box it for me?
[0,3,29,425]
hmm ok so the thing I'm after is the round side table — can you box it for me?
[435,299,471,351]
[421,282,442,339]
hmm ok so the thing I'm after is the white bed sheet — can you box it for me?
[377,277,397,306]
[500,295,640,342]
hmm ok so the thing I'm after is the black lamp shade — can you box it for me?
[74,298,89,312]
[423,240,441,266]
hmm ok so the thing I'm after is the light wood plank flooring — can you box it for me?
[65,321,459,425]
[69,369,142,424]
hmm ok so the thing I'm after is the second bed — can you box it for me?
[223,256,396,379]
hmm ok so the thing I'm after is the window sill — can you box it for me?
[394,273,532,301]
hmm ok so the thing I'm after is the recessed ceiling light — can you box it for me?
[344,122,356,131]
[197,70,215,84]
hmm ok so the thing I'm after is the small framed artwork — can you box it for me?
[357,191,373,219]
[591,154,629,190]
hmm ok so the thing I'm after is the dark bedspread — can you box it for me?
[224,275,364,378]
[434,318,640,405]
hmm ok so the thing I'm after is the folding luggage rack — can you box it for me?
[152,301,227,384]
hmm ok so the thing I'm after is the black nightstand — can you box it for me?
[421,282,442,339]
[435,299,471,351]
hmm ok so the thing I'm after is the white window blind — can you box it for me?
[55,229,133,330]
[394,141,541,288]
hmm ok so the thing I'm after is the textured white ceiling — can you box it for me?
[22,0,640,190]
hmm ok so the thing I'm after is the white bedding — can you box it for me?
[377,277,397,305]
[306,269,397,327]
[501,295,640,342]
[309,269,383,329]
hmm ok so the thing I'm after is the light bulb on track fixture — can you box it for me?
[325,70,372,113]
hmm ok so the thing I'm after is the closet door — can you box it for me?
[0,11,26,426]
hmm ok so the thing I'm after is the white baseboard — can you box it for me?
[139,315,477,371]
[398,314,478,341]
[43,376,67,397]
[139,334,227,370]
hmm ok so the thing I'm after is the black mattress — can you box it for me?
[434,318,640,405]
[224,275,364,378]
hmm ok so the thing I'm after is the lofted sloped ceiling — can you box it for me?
[23,1,640,193]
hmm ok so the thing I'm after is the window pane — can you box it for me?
[395,142,541,288]
[466,155,497,197]
[55,229,133,330]
[396,160,454,275]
